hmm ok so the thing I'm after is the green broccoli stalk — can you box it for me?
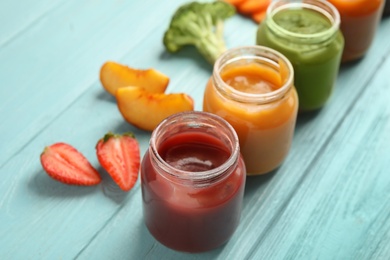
[163,1,236,64]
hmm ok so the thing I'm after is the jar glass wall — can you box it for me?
[203,45,298,175]
[327,0,384,62]
[256,0,344,111]
[141,111,246,252]
[384,0,390,16]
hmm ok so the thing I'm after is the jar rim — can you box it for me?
[213,45,294,104]
[266,0,340,40]
[149,111,240,186]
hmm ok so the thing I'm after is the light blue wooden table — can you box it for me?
[1,0,390,259]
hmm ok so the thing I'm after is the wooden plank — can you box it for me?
[76,18,390,260]
[1,0,390,258]
[0,1,250,258]
[214,18,390,259]
[0,0,64,46]
[0,0,184,167]
[0,75,156,259]
[0,0,248,168]
[249,44,390,260]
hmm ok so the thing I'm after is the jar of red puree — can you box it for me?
[141,111,246,253]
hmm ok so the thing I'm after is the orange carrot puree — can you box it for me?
[203,62,298,174]
[220,63,281,94]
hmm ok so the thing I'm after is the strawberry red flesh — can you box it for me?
[96,132,140,191]
[40,143,101,186]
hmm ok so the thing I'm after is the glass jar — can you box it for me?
[327,0,384,62]
[384,0,390,16]
[141,111,246,253]
[256,0,344,111]
[203,46,298,175]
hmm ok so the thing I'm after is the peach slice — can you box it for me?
[116,86,194,131]
[100,61,170,96]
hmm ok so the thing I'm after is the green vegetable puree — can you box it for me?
[256,8,344,111]
[274,9,330,35]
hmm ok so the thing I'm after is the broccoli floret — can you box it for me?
[163,1,236,64]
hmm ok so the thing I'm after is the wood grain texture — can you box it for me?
[0,0,389,259]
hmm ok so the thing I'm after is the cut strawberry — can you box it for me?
[40,143,101,186]
[96,132,140,191]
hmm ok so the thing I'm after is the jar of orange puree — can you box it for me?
[203,46,298,175]
[327,0,384,62]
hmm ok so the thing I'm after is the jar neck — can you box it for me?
[266,0,340,44]
[212,46,294,104]
[149,111,240,188]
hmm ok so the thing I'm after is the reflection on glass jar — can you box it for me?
[328,0,384,62]
[141,111,246,253]
[203,46,298,175]
[256,0,344,111]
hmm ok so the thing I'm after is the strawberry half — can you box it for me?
[96,132,140,191]
[40,143,101,186]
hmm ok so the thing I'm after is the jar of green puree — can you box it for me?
[256,0,344,112]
